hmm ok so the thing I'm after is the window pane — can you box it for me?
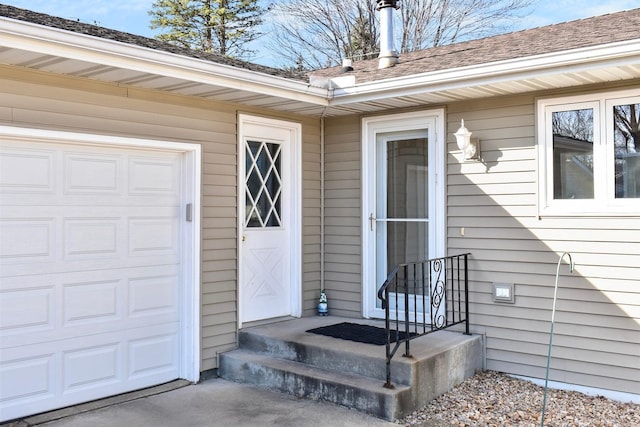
[552,109,594,199]
[613,103,640,198]
[386,221,428,270]
[245,140,282,228]
[386,138,428,218]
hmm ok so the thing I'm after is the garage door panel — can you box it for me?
[0,286,54,335]
[0,146,55,194]
[129,275,179,317]
[1,254,181,279]
[2,264,180,297]
[64,152,121,195]
[1,324,180,420]
[1,208,180,276]
[1,194,181,208]
[129,331,179,379]
[2,317,181,350]
[63,279,121,325]
[0,353,55,408]
[128,155,180,196]
[1,143,181,208]
[128,216,179,257]
[0,218,55,263]
[0,208,180,263]
[64,218,119,261]
[1,137,187,421]
[63,343,122,392]
[0,206,179,216]
[2,268,180,348]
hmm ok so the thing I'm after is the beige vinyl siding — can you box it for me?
[323,115,363,317]
[447,88,640,395]
[0,67,321,371]
[200,126,238,369]
[301,119,322,316]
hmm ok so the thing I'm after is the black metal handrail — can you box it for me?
[377,253,471,388]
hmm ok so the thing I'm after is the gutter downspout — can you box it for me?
[320,116,325,294]
[320,108,328,295]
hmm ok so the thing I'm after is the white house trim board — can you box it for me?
[237,114,302,328]
[361,110,446,319]
[330,39,640,105]
[0,125,201,383]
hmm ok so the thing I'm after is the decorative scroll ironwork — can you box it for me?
[430,258,446,329]
[377,253,471,389]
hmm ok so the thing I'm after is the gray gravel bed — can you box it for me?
[397,371,639,426]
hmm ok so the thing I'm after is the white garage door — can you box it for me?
[0,137,187,421]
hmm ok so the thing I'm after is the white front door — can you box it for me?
[362,110,445,320]
[238,115,301,326]
[0,127,200,422]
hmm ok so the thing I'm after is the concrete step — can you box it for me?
[218,317,483,421]
[237,326,412,386]
[219,349,412,421]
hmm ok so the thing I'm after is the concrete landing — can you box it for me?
[219,316,482,421]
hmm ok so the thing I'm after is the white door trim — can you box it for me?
[361,110,446,319]
[0,125,201,383]
[237,114,302,328]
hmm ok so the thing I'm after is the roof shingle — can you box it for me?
[309,8,640,83]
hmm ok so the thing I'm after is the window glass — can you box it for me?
[245,140,282,227]
[613,103,640,198]
[552,109,594,199]
[386,137,428,218]
[386,221,428,270]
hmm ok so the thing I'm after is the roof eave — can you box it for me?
[329,39,640,105]
[0,16,330,107]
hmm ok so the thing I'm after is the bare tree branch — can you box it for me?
[266,0,533,69]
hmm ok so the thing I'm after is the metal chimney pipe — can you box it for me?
[376,0,399,69]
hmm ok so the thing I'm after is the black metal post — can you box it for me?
[403,266,411,358]
[384,286,393,388]
[464,254,470,335]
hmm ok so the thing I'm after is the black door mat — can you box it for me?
[306,322,416,345]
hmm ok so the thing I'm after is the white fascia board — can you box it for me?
[329,39,640,105]
[0,17,329,106]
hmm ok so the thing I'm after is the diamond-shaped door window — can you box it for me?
[245,140,282,228]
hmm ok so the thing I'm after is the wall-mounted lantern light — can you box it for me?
[454,119,480,161]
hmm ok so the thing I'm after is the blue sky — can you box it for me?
[3,0,638,65]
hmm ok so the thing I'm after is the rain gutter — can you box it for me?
[327,38,640,105]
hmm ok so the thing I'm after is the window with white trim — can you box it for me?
[538,90,640,215]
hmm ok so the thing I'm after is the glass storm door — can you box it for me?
[362,110,445,321]
[374,130,433,317]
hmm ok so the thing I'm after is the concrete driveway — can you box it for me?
[7,378,397,427]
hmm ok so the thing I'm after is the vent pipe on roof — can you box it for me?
[376,0,399,69]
